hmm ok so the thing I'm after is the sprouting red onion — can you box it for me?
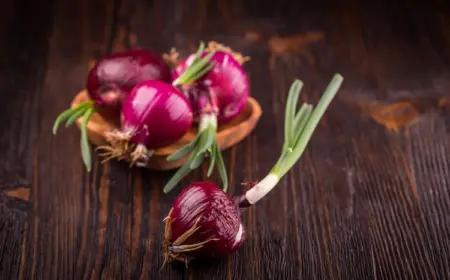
[87,49,171,109]
[164,42,251,193]
[98,80,193,166]
[163,182,245,265]
[53,48,171,171]
[162,74,344,267]
[97,43,221,167]
[54,43,215,171]
[172,45,249,124]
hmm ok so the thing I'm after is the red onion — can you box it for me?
[96,43,220,167]
[53,43,216,170]
[162,182,245,266]
[97,80,193,167]
[86,49,171,109]
[172,42,250,123]
[52,48,171,170]
[163,42,250,193]
[162,74,344,267]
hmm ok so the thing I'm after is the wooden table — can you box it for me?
[1,0,450,279]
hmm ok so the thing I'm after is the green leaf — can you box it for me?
[65,105,88,127]
[284,80,303,149]
[53,108,78,134]
[207,140,217,177]
[80,108,95,171]
[194,126,216,158]
[278,74,343,178]
[163,162,194,193]
[192,41,206,64]
[188,124,216,169]
[292,104,313,146]
[215,145,228,192]
[192,50,216,73]
[293,103,312,130]
[166,136,199,162]
[185,62,216,84]
[190,153,206,169]
[164,115,221,193]
[52,101,92,134]
[174,50,216,85]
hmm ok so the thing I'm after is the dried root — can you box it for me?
[163,48,180,67]
[96,145,130,163]
[164,41,250,69]
[205,41,250,65]
[161,209,218,269]
[96,130,131,161]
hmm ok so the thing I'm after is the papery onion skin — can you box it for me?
[164,182,245,262]
[87,49,171,109]
[120,80,193,149]
[172,51,249,124]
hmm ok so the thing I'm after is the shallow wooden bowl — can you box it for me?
[71,90,262,170]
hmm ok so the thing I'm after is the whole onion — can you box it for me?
[53,48,171,170]
[172,42,250,123]
[53,43,216,170]
[86,49,171,109]
[98,80,193,167]
[163,182,245,266]
[162,74,344,267]
[164,42,251,193]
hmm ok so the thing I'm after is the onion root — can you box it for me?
[162,208,219,268]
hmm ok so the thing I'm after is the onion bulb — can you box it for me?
[163,42,251,194]
[162,74,344,267]
[86,49,171,109]
[52,48,171,170]
[162,182,245,266]
[97,80,193,167]
[53,43,217,170]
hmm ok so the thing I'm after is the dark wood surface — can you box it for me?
[1,0,450,279]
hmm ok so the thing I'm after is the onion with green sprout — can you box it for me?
[163,41,250,193]
[53,43,218,171]
[162,74,344,267]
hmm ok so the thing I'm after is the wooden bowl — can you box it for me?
[71,90,262,170]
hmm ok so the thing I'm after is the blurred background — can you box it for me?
[0,0,449,279]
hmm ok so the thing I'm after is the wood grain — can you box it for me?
[1,0,450,279]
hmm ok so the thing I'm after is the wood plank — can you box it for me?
[0,0,450,279]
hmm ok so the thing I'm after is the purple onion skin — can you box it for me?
[87,49,171,109]
[165,182,245,260]
[172,51,249,124]
[120,80,193,148]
